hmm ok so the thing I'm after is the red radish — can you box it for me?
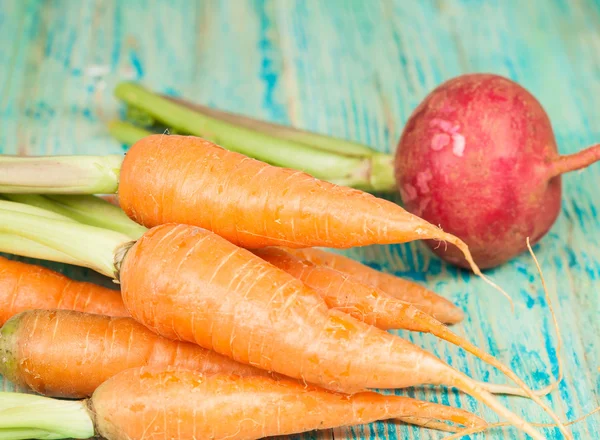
[395,73,599,269]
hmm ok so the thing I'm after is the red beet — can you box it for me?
[395,73,599,269]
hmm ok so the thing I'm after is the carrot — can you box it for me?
[0,220,546,401]
[258,247,463,324]
[0,256,128,325]
[0,309,268,398]
[0,208,564,439]
[254,247,463,326]
[119,136,472,252]
[0,134,504,297]
[0,367,487,440]
[285,246,456,307]
[253,247,562,399]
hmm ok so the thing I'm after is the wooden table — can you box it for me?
[1,1,599,438]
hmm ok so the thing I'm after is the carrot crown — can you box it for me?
[0,392,95,439]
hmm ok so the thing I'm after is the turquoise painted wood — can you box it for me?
[0,0,599,438]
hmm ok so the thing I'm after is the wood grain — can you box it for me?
[0,0,599,438]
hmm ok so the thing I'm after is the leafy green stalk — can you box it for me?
[0,393,94,440]
[114,82,396,192]
[0,155,122,194]
[0,202,131,278]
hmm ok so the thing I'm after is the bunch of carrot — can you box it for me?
[0,134,570,439]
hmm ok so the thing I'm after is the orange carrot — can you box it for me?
[254,247,462,326]
[0,256,128,325]
[266,247,464,324]
[0,309,268,398]
[117,135,488,279]
[0,367,487,439]
[93,367,486,439]
[286,246,452,307]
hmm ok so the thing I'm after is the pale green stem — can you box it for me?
[0,207,130,278]
[1,195,78,221]
[0,200,82,264]
[162,94,378,157]
[44,195,145,239]
[108,120,155,146]
[0,393,94,440]
[0,200,77,223]
[0,234,80,266]
[4,194,147,240]
[0,155,122,194]
[114,82,396,192]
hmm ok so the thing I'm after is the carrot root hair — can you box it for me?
[444,233,514,310]
[444,239,574,440]
[416,309,567,431]
[442,406,600,440]
[475,238,565,399]
[450,375,547,440]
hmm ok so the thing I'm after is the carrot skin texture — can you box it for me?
[91,367,486,440]
[118,135,463,250]
[0,309,267,398]
[255,247,463,325]
[285,247,459,315]
[0,256,128,325]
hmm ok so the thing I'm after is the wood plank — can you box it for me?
[0,0,598,438]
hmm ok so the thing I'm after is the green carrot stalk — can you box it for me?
[161,94,378,157]
[0,200,82,264]
[2,194,146,240]
[0,392,94,440]
[108,120,154,145]
[0,155,122,194]
[107,120,155,147]
[113,82,396,192]
[0,201,128,278]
